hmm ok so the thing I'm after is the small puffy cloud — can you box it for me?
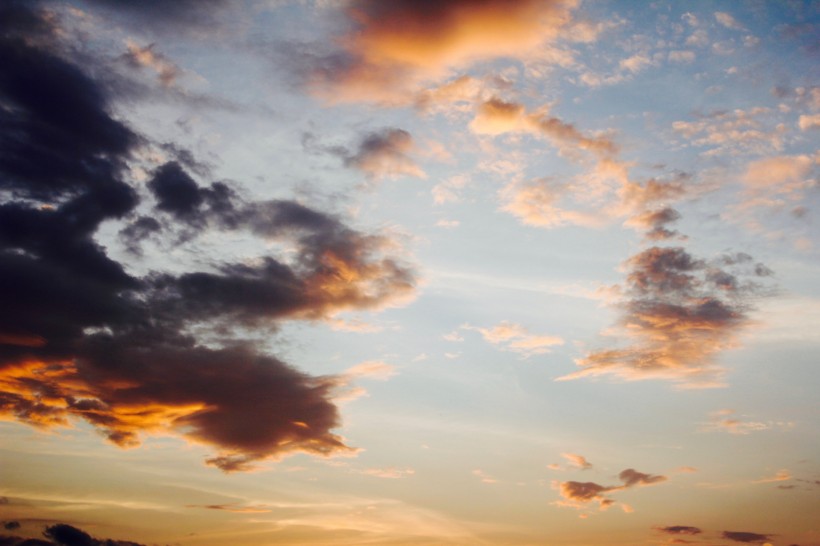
[344,360,397,381]
[722,531,773,543]
[798,114,820,130]
[742,155,813,190]
[345,128,426,180]
[726,154,816,225]
[619,54,652,74]
[432,174,470,205]
[500,177,607,229]
[619,468,667,487]
[562,453,593,470]
[624,207,684,241]
[361,467,415,479]
[668,50,696,63]
[465,321,563,358]
[554,467,668,512]
[556,480,616,509]
[715,12,745,31]
[686,29,709,47]
[672,107,786,157]
[123,40,179,86]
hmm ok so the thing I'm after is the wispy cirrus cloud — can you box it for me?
[701,409,795,435]
[463,321,564,358]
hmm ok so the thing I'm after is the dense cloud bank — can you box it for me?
[0,2,414,471]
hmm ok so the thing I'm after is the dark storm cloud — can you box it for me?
[722,531,773,543]
[147,162,207,219]
[0,4,415,470]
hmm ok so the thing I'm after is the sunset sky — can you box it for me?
[1,1,818,545]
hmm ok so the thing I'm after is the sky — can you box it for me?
[0,1,818,545]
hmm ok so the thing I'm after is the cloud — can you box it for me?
[722,531,773,543]
[189,503,272,513]
[624,207,684,241]
[655,525,702,535]
[619,468,667,487]
[798,114,820,130]
[672,107,786,157]
[715,12,745,31]
[561,247,772,387]
[562,453,593,470]
[0,5,415,471]
[668,50,696,63]
[473,469,498,484]
[753,469,791,484]
[82,0,228,35]
[0,523,148,546]
[556,480,617,509]
[500,177,607,229]
[702,409,794,435]
[344,361,397,381]
[344,128,426,180]
[470,98,619,158]
[554,467,668,512]
[361,467,416,479]
[305,0,578,103]
[123,41,180,86]
[465,321,564,358]
[432,174,470,204]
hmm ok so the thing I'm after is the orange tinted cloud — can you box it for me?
[123,41,179,86]
[562,453,593,470]
[561,247,773,387]
[0,352,357,472]
[554,467,668,512]
[465,321,564,358]
[500,177,606,229]
[470,98,619,159]
[310,0,577,103]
